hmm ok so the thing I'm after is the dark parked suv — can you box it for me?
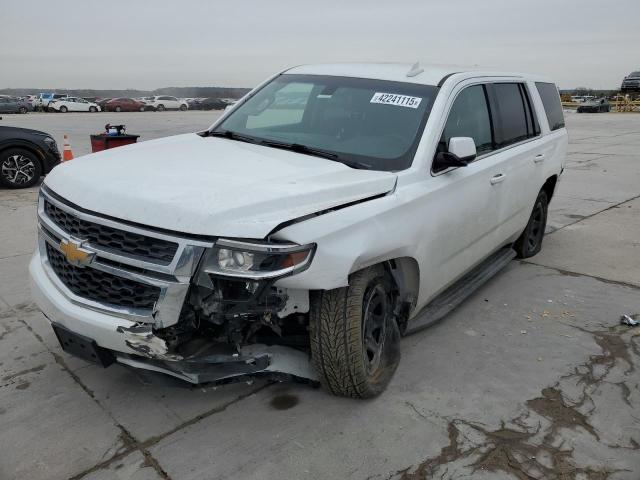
[0,126,61,188]
[621,71,640,92]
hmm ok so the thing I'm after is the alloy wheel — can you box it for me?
[1,154,36,185]
[527,201,544,253]
[362,283,389,375]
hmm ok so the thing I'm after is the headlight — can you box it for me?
[202,239,315,279]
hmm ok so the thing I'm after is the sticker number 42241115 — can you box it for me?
[370,92,422,109]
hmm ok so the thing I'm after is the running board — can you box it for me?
[405,247,516,334]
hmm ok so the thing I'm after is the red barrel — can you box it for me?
[90,134,139,153]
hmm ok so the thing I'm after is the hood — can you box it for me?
[44,133,397,238]
[0,126,50,137]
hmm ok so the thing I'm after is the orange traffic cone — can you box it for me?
[63,135,74,161]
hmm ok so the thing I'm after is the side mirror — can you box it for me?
[434,137,477,170]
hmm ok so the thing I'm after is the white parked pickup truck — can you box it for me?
[30,63,567,398]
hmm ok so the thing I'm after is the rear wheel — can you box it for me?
[139,106,145,112]
[513,190,548,258]
[0,148,42,188]
[114,106,121,112]
[310,265,401,398]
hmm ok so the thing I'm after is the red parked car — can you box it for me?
[104,98,147,112]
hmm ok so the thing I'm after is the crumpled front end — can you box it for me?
[30,185,318,385]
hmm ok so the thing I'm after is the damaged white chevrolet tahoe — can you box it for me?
[30,64,567,398]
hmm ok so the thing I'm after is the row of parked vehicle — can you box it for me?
[0,93,232,114]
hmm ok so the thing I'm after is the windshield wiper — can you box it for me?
[261,139,373,169]
[207,129,260,144]
[208,131,371,169]
[259,139,339,161]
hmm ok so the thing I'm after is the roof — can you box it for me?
[284,63,540,86]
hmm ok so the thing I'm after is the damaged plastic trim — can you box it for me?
[117,323,183,361]
[115,322,318,384]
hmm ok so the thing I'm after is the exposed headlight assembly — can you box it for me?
[202,239,316,279]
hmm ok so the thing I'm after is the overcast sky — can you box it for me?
[1,0,638,90]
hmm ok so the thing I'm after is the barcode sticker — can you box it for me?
[370,92,422,109]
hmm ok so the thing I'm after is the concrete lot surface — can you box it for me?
[1,111,639,479]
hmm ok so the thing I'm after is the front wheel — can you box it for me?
[513,190,548,258]
[156,104,165,111]
[114,106,121,112]
[89,106,97,112]
[179,104,187,111]
[309,265,401,398]
[19,106,28,114]
[59,106,68,113]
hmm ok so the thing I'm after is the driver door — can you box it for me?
[416,83,505,304]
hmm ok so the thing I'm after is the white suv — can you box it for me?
[30,64,567,398]
[145,95,188,111]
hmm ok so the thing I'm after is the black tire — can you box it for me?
[156,104,165,111]
[89,106,97,112]
[59,106,68,113]
[115,106,121,112]
[18,107,28,114]
[179,104,187,111]
[513,190,548,258]
[0,148,42,189]
[310,265,401,399]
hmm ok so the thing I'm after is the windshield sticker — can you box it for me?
[370,93,422,109]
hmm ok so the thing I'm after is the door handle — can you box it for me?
[534,154,546,164]
[490,173,506,185]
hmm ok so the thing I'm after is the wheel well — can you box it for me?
[542,175,557,203]
[383,257,419,305]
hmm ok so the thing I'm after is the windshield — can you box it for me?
[211,74,438,171]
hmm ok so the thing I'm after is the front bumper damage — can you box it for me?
[114,323,317,384]
[30,251,318,386]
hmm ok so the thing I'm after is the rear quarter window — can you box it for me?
[535,82,565,131]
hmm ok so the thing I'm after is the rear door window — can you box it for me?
[491,83,540,147]
[535,82,565,131]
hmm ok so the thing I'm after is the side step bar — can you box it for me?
[405,246,516,334]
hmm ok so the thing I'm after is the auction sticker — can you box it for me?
[370,92,422,108]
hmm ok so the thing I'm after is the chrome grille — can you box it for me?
[37,187,210,327]
[46,244,160,310]
[44,199,178,264]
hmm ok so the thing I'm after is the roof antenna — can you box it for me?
[406,62,424,78]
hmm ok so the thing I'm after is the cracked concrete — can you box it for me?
[0,111,639,479]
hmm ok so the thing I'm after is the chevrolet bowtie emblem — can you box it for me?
[59,239,95,267]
